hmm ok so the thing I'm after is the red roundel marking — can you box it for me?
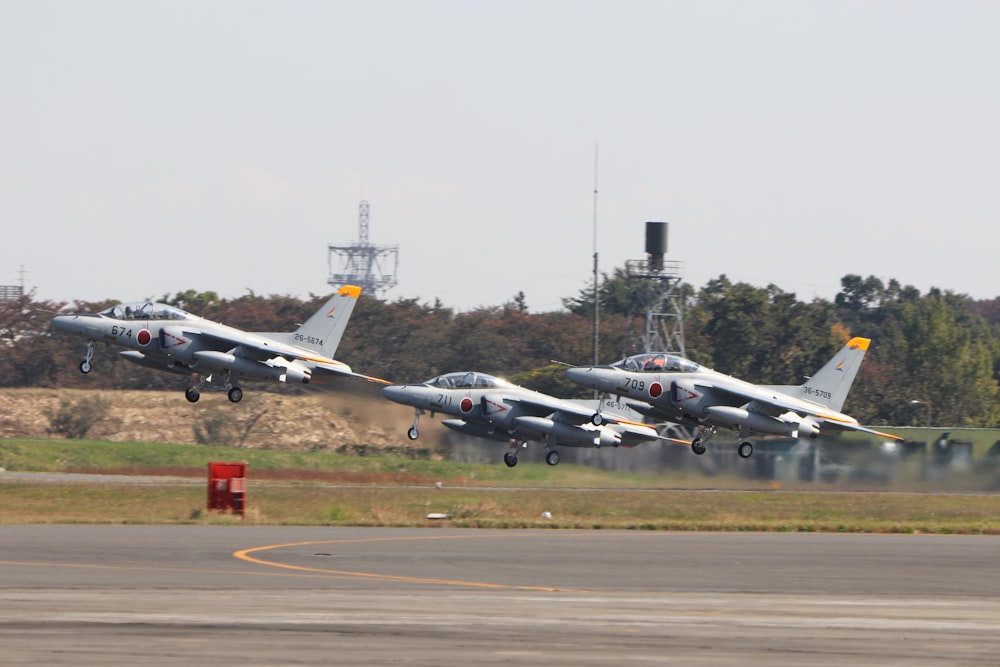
[460,397,474,413]
[136,329,152,346]
[649,382,663,399]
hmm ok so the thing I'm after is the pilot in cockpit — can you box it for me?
[643,354,667,371]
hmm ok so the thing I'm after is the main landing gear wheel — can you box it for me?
[503,452,518,468]
[591,413,604,426]
[691,438,706,455]
[545,450,560,466]
[407,427,419,440]
[227,386,244,403]
[737,442,753,459]
[79,361,92,374]
[185,387,201,403]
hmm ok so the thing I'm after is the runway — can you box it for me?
[0,526,998,665]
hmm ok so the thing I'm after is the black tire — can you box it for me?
[228,386,243,403]
[407,427,419,440]
[545,450,560,466]
[691,438,706,455]
[185,387,200,403]
[737,442,753,459]
[503,452,518,468]
[79,361,92,374]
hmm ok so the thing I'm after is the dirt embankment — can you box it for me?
[0,387,448,453]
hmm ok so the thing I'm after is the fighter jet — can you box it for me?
[51,285,385,403]
[565,337,901,459]
[381,371,688,467]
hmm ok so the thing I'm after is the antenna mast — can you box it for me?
[1,266,25,302]
[327,200,399,298]
[592,144,600,366]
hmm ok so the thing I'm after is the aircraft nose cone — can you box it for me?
[50,315,82,334]
[381,384,415,405]
[565,367,599,388]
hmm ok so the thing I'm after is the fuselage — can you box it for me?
[381,371,656,449]
[566,353,860,440]
[51,302,322,384]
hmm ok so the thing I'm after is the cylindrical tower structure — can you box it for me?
[645,222,668,272]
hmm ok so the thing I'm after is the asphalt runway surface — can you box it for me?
[0,526,998,666]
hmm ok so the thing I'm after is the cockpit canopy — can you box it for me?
[611,353,703,373]
[424,371,510,389]
[98,302,194,321]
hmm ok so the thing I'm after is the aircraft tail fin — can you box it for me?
[293,285,362,357]
[796,337,870,411]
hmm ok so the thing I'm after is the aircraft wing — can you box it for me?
[687,379,904,441]
[804,414,904,441]
[191,329,322,363]
[187,330,391,384]
[311,360,392,385]
[614,423,692,447]
[503,394,622,426]
[500,395,691,446]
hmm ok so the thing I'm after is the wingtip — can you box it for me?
[847,337,871,351]
[339,285,362,298]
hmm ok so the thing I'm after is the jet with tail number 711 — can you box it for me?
[565,337,901,459]
[381,371,690,467]
[50,285,387,403]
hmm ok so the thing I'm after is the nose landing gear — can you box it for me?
[79,341,95,374]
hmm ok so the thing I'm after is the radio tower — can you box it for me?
[327,200,399,297]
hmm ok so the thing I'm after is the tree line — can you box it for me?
[2,272,998,428]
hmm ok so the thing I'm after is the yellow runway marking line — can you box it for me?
[0,559,364,581]
[233,533,588,593]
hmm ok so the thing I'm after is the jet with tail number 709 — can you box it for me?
[51,285,387,403]
[565,337,901,459]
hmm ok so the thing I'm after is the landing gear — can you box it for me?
[79,341,95,374]
[590,392,608,426]
[185,375,207,403]
[407,409,423,441]
[690,426,716,455]
[503,441,527,468]
[227,386,243,403]
[690,425,754,458]
[545,450,560,466]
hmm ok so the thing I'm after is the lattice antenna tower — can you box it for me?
[624,222,685,356]
[327,200,399,297]
[0,265,26,302]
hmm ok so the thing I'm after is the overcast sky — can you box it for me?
[3,1,998,312]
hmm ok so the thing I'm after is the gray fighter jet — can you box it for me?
[51,285,385,403]
[381,371,689,467]
[566,337,901,459]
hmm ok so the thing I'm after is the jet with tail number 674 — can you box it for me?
[51,285,387,403]
[565,337,901,459]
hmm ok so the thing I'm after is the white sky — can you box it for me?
[3,1,998,312]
